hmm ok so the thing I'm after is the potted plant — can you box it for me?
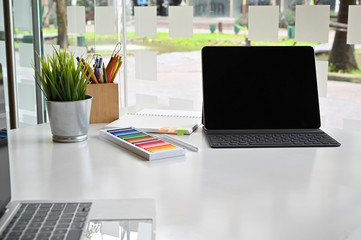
[33,46,93,143]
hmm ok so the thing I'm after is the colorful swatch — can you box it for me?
[108,128,179,153]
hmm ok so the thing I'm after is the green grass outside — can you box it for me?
[63,31,316,54]
[41,28,361,76]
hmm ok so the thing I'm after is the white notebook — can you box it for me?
[106,109,202,135]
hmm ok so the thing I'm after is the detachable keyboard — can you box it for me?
[206,132,341,148]
[0,202,91,240]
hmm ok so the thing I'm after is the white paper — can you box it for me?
[67,6,86,34]
[316,61,328,97]
[295,5,330,43]
[347,5,361,44]
[135,7,157,37]
[95,6,116,35]
[14,0,32,31]
[169,6,193,38]
[135,51,157,81]
[248,6,279,42]
[135,108,201,118]
[19,43,34,68]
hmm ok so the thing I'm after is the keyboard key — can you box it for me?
[23,210,36,215]
[49,212,62,217]
[79,203,92,208]
[38,232,51,238]
[40,226,54,232]
[57,224,70,229]
[59,219,72,224]
[8,232,22,237]
[66,229,82,240]
[73,217,86,222]
[53,203,66,211]
[79,207,90,212]
[43,221,57,226]
[54,229,67,235]
[47,216,59,221]
[40,203,52,208]
[35,212,48,217]
[25,229,39,234]
[64,203,78,213]
[75,213,87,218]
[51,235,66,240]
[28,222,41,228]
[12,226,26,231]
[71,222,84,229]
[21,233,37,239]
[26,204,40,210]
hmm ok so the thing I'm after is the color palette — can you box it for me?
[100,128,186,160]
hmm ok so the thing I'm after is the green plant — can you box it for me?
[32,46,92,101]
[235,13,248,27]
[280,11,296,28]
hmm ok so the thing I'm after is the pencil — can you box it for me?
[107,55,118,81]
[103,63,108,83]
[82,59,98,84]
[110,60,122,83]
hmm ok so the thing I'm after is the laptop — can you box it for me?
[201,46,341,148]
[0,64,155,239]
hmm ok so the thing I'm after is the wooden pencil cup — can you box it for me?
[86,83,119,123]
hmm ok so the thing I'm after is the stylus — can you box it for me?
[161,134,199,152]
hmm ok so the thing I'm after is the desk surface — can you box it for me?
[8,123,361,240]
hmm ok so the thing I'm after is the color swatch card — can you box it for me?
[135,6,157,37]
[100,128,185,160]
[168,6,193,38]
[248,6,279,42]
[347,5,361,44]
[295,5,330,43]
[67,6,86,34]
[95,6,115,35]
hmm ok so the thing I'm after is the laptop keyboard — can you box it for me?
[207,132,340,148]
[0,202,91,240]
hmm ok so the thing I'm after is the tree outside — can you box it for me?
[328,0,358,72]
[56,0,68,48]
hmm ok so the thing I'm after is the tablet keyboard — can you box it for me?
[207,132,340,148]
[0,202,91,240]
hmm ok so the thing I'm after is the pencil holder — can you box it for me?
[86,83,119,123]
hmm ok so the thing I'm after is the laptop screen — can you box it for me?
[202,46,321,130]
[0,64,11,214]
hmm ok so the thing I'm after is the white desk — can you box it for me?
[8,123,361,240]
